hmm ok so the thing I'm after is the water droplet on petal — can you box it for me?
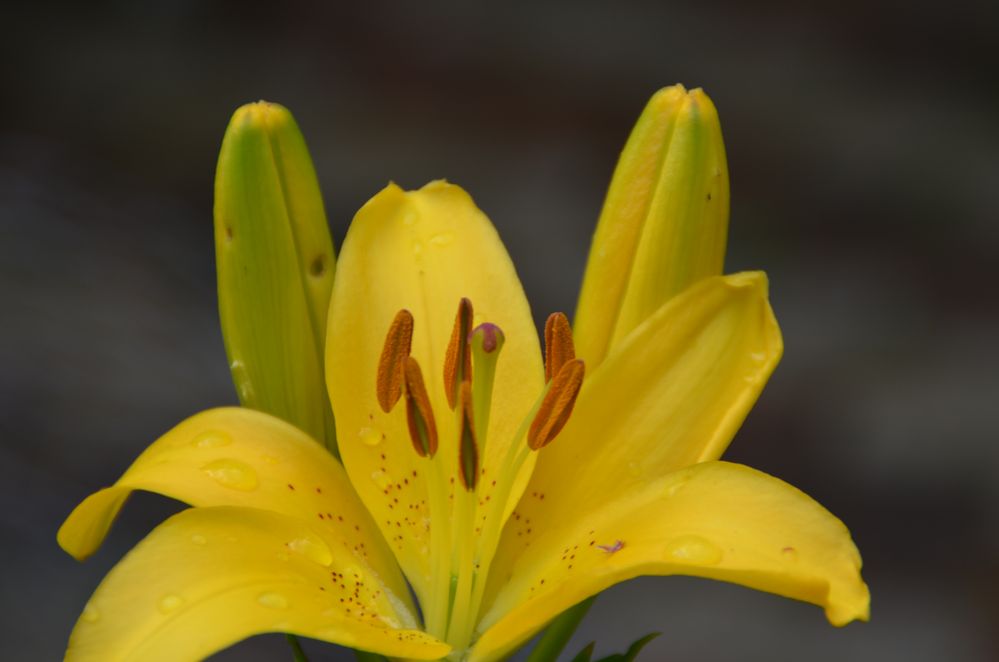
[750,351,767,363]
[781,546,798,562]
[371,470,393,491]
[664,475,690,498]
[261,454,280,465]
[158,594,184,613]
[201,458,259,491]
[81,603,100,623]
[257,592,288,609]
[412,240,423,257]
[287,536,333,566]
[664,535,723,565]
[230,361,255,402]
[358,427,383,447]
[192,430,232,449]
[429,232,454,247]
[190,534,207,546]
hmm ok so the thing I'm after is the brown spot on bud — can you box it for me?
[376,310,414,412]
[528,358,585,450]
[544,312,575,383]
[402,357,437,457]
[443,298,473,409]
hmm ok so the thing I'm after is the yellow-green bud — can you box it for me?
[574,85,729,368]
[214,101,337,451]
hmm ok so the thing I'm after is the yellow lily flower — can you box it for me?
[57,90,869,662]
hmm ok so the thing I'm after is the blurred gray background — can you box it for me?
[2,1,997,660]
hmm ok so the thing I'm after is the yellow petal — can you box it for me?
[472,462,869,662]
[489,272,781,596]
[574,85,729,368]
[67,507,449,662]
[215,101,337,448]
[57,407,410,615]
[326,181,544,600]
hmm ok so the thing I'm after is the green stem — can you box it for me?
[524,597,596,662]
[285,634,309,662]
[353,651,390,662]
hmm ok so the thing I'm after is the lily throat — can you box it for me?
[375,299,585,652]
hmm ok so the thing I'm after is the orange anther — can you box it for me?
[403,356,438,457]
[376,310,414,412]
[458,381,478,490]
[443,298,474,409]
[528,358,585,450]
[543,312,575,383]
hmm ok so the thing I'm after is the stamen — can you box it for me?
[376,310,414,412]
[402,356,438,457]
[543,312,575,383]
[458,381,478,490]
[443,298,474,409]
[528,358,585,450]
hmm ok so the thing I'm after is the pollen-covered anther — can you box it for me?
[543,312,575,383]
[402,356,438,457]
[443,298,474,409]
[458,381,479,490]
[528,358,585,450]
[376,309,414,412]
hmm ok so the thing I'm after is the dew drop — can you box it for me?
[664,475,690,498]
[402,211,418,226]
[371,470,394,491]
[192,430,232,449]
[378,614,402,629]
[412,240,423,257]
[287,536,333,566]
[750,351,767,363]
[664,535,723,565]
[190,534,207,546]
[257,592,288,609]
[781,546,798,562]
[201,458,259,491]
[429,232,454,247]
[230,360,255,402]
[358,427,383,447]
[81,603,100,623]
[157,594,184,614]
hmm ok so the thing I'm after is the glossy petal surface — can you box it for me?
[57,408,409,611]
[326,181,543,600]
[66,507,449,662]
[489,273,781,593]
[472,462,869,662]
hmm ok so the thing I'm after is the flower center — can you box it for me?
[375,300,585,653]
